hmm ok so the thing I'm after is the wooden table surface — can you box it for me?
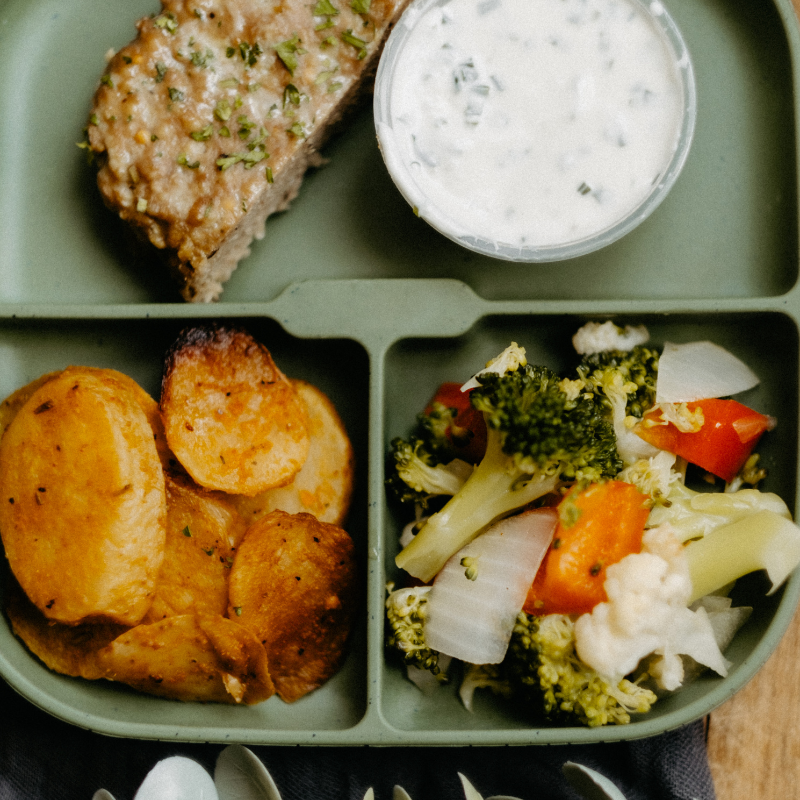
[705,7,800,794]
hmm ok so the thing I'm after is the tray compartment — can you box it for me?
[0,316,371,738]
[0,0,796,305]
[380,310,799,737]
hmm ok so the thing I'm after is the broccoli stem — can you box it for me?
[685,509,800,603]
[395,427,560,582]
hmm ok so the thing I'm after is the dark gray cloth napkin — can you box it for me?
[0,678,715,800]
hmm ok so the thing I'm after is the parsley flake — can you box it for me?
[177,153,200,169]
[190,48,214,68]
[341,29,367,59]
[190,124,214,141]
[155,61,167,83]
[275,35,302,75]
[168,86,185,102]
[351,0,371,14]
[214,98,232,121]
[314,0,339,14]
[153,12,178,34]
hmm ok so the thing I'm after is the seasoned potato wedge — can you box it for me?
[228,510,358,702]
[5,580,127,680]
[0,369,167,625]
[233,380,354,527]
[94,614,274,704]
[161,326,310,496]
[143,472,248,623]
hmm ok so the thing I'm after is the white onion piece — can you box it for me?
[425,508,557,664]
[656,341,760,403]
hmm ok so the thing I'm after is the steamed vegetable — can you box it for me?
[634,398,775,483]
[506,612,657,727]
[425,508,557,664]
[524,481,650,616]
[385,324,799,728]
[396,364,621,582]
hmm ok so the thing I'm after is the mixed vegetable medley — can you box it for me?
[384,322,800,727]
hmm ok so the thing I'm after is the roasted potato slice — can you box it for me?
[5,580,127,680]
[228,510,358,702]
[161,326,310,496]
[94,614,274,704]
[0,368,167,625]
[233,380,354,526]
[143,472,248,623]
[0,371,62,439]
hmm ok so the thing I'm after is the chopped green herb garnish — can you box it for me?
[247,82,261,92]
[155,61,167,82]
[190,124,214,141]
[183,526,192,537]
[214,98,232,121]
[89,114,99,125]
[341,29,367,58]
[314,0,339,14]
[168,86,185,102]
[265,166,274,183]
[275,35,302,75]
[100,74,114,88]
[177,153,200,169]
[233,606,243,616]
[218,77,239,89]
[283,83,301,107]
[237,115,255,139]
[153,12,178,34]
[320,35,337,47]
[287,121,306,138]
[229,41,263,67]
[122,55,133,64]
[578,182,592,195]
[351,0,371,14]
[216,147,267,171]
[190,48,214,68]
[327,80,343,93]
[315,18,336,31]
[219,125,231,137]
[315,68,338,85]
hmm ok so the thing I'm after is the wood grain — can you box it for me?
[707,605,800,797]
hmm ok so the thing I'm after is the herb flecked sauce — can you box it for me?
[384,0,685,248]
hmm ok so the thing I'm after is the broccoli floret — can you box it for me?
[506,613,657,727]
[577,345,660,420]
[576,346,660,467]
[395,363,621,582]
[386,401,474,507]
[386,438,473,506]
[385,584,442,675]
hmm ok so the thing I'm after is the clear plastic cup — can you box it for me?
[374,0,697,262]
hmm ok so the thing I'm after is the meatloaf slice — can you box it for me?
[86,0,410,302]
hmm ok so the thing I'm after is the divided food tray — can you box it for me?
[0,0,798,745]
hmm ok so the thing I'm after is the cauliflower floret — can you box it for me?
[574,525,728,691]
[616,450,682,504]
[461,342,527,391]
[572,321,649,355]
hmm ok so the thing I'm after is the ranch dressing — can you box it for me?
[376,0,690,254]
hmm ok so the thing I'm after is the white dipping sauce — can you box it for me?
[377,0,689,252]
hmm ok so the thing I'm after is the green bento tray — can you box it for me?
[0,0,798,746]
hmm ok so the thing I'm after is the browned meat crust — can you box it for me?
[87,0,410,301]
